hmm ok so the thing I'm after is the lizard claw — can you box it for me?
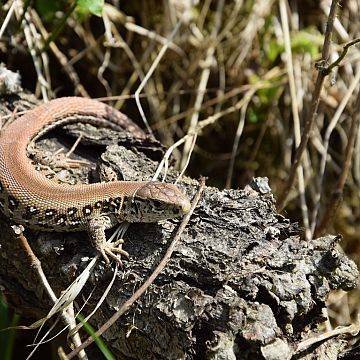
[98,241,129,266]
[88,217,129,266]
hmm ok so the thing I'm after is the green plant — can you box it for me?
[77,314,116,360]
[0,292,20,360]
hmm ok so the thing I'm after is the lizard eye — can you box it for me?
[152,200,164,208]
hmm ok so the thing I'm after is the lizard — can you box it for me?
[0,97,191,264]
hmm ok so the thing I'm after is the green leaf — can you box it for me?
[258,84,282,105]
[248,74,283,105]
[266,40,283,63]
[76,0,104,16]
[248,107,259,124]
[291,29,322,57]
[35,0,63,21]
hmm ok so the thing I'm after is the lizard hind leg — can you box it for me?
[87,216,129,266]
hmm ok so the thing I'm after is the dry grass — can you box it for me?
[1,0,360,351]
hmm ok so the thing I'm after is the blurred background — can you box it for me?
[0,0,359,358]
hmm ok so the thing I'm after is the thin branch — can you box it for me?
[324,37,360,75]
[276,0,340,212]
[152,79,277,181]
[279,0,310,239]
[22,18,49,101]
[310,64,360,237]
[12,226,87,360]
[175,133,197,184]
[152,72,286,130]
[135,18,183,134]
[39,1,77,54]
[225,88,254,188]
[30,10,89,97]
[180,0,225,169]
[0,0,16,39]
[314,88,360,237]
[295,323,360,354]
[124,22,184,56]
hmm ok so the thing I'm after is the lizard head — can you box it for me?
[120,182,191,222]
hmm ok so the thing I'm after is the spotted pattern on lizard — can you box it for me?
[0,97,191,264]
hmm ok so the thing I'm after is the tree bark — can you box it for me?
[0,89,358,360]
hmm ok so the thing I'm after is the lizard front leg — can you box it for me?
[87,216,129,265]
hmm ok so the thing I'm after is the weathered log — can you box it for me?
[0,84,358,359]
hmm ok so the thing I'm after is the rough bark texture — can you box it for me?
[0,90,358,360]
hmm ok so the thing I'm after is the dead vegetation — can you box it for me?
[0,0,360,358]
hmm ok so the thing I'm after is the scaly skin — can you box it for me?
[0,97,190,263]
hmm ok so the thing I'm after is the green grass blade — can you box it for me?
[0,292,20,360]
[77,314,115,360]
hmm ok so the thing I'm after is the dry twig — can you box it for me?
[315,88,360,237]
[277,0,339,212]
[12,226,87,360]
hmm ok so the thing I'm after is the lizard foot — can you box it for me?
[88,217,129,266]
[97,241,129,266]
